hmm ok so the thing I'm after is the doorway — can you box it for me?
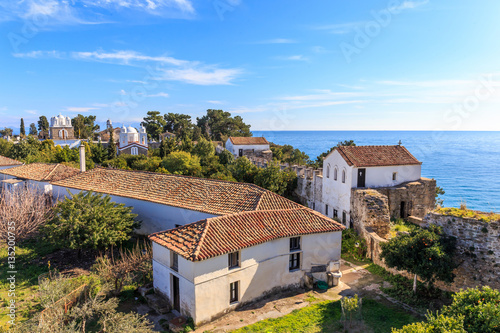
[357,168,366,188]
[238,149,243,157]
[400,201,406,219]
[172,275,180,312]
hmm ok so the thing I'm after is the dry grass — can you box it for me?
[436,207,500,223]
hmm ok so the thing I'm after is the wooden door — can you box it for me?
[357,168,366,187]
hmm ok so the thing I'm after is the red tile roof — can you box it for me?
[52,167,302,216]
[0,163,80,182]
[334,145,421,167]
[149,208,344,261]
[0,155,23,167]
[228,137,269,145]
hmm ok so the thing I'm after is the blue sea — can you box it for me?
[252,131,500,212]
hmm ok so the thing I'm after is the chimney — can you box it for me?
[79,144,86,173]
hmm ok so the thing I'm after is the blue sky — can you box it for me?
[1,0,500,133]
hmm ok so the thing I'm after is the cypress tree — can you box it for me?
[20,118,25,136]
[107,127,117,159]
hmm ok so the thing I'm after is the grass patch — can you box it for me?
[389,218,419,238]
[0,239,59,328]
[232,298,418,333]
[436,207,500,222]
[365,263,452,312]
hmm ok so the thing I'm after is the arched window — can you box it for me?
[334,167,338,181]
[342,170,346,183]
[326,165,330,178]
[131,147,138,155]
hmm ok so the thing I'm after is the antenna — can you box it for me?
[398,140,402,146]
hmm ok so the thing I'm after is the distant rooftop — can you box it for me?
[0,163,80,182]
[228,137,269,145]
[0,155,23,167]
[333,145,421,167]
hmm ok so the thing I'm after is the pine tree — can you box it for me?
[20,118,25,137]
[107,127,117,159]
[29,123,38,136]
[37,116,49,132]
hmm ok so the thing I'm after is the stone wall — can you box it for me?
[119,145,148,156]
[351,189,391,239]
[424,212,500,291]
[50,127,75,140]
[376,178,436,219]
[295,170,323,208]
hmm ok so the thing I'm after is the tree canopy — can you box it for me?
[141,111,166,141]
[44,191,139,252]
[380,225,457,293]
[38,115,49,132]
[72,114,100,139]
[196,109,251,141]
[20,118,25,136]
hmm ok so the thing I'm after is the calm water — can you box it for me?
[252,131,500,212]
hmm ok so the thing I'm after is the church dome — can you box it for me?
[127,126,138,133]
[120,125,128,133]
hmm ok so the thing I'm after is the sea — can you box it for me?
[252,131,500,212]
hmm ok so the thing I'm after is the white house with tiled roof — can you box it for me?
[225,136,270,157]
[320,145,423,225]
[149,209,343,325]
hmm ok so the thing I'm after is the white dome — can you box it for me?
[127,126,138,133]
[120,125,127,133]
[139,125,146,133]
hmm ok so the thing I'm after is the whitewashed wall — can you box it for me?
[152,231,342,325]
[322,150,353,223]
[352,164,421,188]
[52,185,217,234]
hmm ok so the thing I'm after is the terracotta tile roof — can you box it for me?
[334,145,421,167]
[228,137,269,145]
[52,167,304,216]
[149,208,344,261]
[0,155,23,167]
[0,163,80,182]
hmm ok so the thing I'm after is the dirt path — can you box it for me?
[194,259,398,333]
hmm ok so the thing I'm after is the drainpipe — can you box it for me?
[79,144,86,173]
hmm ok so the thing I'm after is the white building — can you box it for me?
[49,114,75,140]
[118,125,148,156]
[320,145,422,224]
[225,137,270,158]
[150,209,343,325]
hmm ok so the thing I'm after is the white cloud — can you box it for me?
[0,0,195,25]
[159,67,242,85]
[147,92,169,98]
[313,22,365,34]
[207,100,224,104]
[254,38,297,44]
[13,50,65,58]
[25,110,38,115]
[275,55,309,62]
[15,49,243,85]
[389,0,429,11]
[64,107,99,113]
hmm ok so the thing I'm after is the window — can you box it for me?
[326,165,330,178]
[312,202,315,210]
[342,170,346,183]
[333,209,338,219]
[131,147,138,155]
[171,252,178,272]
[290,237,301,251]
[342,211,347,225]
[392,172,397,181]
[289,253,300,271]
[230,281,239,303]
[334,168,338,181]
[228,252,240,269]
[325,205,329,216]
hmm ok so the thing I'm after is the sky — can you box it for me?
[1,0,500,133]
